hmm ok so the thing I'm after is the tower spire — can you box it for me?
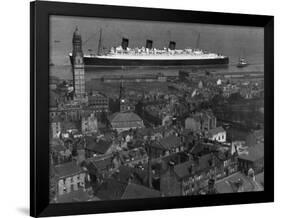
[71,26,85,99]
[97,28,103,55]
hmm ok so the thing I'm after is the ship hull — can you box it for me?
[70,55,229,67]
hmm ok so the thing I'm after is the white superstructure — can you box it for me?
[81,46,226,60]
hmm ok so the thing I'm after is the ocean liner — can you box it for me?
[69,28,229,67]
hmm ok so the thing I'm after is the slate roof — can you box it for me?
[95,179,128,200]
[74,138,85,150]
[50,90,59,108]
[56,189,92,203]
[150,141,164,150]
[238,143,264,162]
[113,165,147,184]
[50,138,64,147]
[92,140,112,154]
[246,129,264,146]
[54,161,83,178]
[159,135,181,150]
[255,172,264,187]
[61,120,79,131]
[87,155,114,172]
[119,147,148,164]
[85,136,96,147]
[173,153,218,180]
[50,139,66,152]
[110,112,142,123]
[250,129,264,140]
[50,115,63,123]
[121,183,161,199]
[208,126,225,136]
[110,112,144,129]
[85,136,112,154]
[189,143,206,155]
[215,172,259,193]
[81,110,93,119]
[95,178,161,200]
[174,160,195,179]
[198,153,217,171]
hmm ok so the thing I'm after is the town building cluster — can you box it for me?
[49,27,264,203]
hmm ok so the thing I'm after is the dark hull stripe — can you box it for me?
[70,55,229,67]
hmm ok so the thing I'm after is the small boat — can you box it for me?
[237,57,248,68]
[54,40,61,43]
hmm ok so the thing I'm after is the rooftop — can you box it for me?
[174,160,194,179]
[95,179,128,200]
[95,178,161,200]
[208,126,225,136]
[54,161,83,178]
[238,143,264,162]
[121,183,161,199]
[110,112,144,129]
[87,154,114,172]
[85,137,112,154]
[112,165,147,185]
[61,120,79,131]
[255,172,264,187]
[119,147,148,164]
[159,135,181,150]
[110,112,143,123]
[55,189,92,203]
[51,142,66,153]
[215,172,262,193]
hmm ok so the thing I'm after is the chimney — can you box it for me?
[121,38,129,50]
[146,40,153,50]
[248,168,255,181]
[146,143,153,188]
[208,178,215,194]
[147,158,152,188]
[169,41,176,50]
[168,160,175,172]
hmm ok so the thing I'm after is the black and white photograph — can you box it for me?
[0,0,279,217]
[49,15,265,203]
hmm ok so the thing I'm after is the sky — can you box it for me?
[50,15,264,66]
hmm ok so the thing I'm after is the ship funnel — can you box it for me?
[169,41,176,50]
[146,40,153,50]
[121,38,129,50]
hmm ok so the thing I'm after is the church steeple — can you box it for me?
[119,80,126,112]
[119,80,135,112]
[119,79,125,100]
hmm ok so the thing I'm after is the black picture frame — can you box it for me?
[30,1,274,217]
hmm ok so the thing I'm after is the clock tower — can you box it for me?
[72,27,85,99]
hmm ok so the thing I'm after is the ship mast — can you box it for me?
[97,28,103,55]
[196,33,201,49]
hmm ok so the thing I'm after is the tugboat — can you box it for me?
[237,57,248,68]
